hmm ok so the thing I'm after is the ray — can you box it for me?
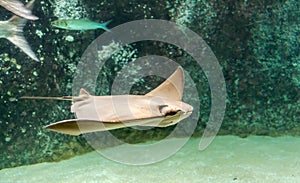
[23,66,193,135]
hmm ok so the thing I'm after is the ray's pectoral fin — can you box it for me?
[45,119,128,136]
[146,66,184,101]
[45,119,81,136]
[45,119,109,136]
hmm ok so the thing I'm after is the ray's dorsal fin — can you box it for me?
[146,66,184,101]
[79,88,90,95]
[70,89,91,113]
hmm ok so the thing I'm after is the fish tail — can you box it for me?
[6,16,39,61]
[99,20,112,32]
[21,0,39,20]
[2,0,38,20]
[5,2,39,61]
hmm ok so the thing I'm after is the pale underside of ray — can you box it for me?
[45,112,186,136]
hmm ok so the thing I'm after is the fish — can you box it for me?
[51,19,111,31]
[0,0,38,20]
[0,0,39,61]
[22,66,193,135]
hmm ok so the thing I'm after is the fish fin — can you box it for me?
[7,33,39,61]
[99,20,112,32]
[6,13,39,61]
[0,0,38,20]
[146,66,184,101]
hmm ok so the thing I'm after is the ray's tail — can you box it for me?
[20,96,73,101]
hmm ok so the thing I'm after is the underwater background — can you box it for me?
[0,0,299,179]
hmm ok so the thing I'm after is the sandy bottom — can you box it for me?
[1,135,300,183]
